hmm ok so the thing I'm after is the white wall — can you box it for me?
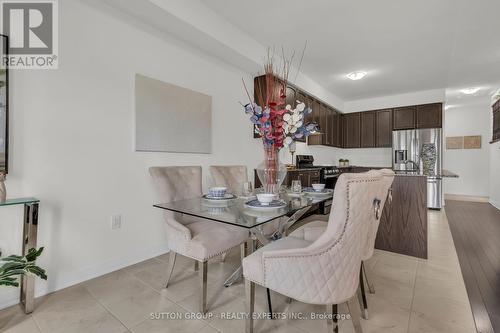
[0,0,343,308]
[443,98,491,198]
[344,89,446,113]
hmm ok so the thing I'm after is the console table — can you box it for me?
[0,197,40,313]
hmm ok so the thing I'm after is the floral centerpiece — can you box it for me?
[242,54,318,194]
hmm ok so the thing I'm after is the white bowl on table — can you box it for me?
[312,183,326,192]
[209,187,227,198]
[256,193,276,205]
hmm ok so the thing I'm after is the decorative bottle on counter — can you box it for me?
[421,143,437,175]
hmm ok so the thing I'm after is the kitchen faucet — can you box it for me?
[404,160,420,171]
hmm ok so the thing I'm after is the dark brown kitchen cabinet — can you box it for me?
[327,108,336,147]
[308,100,323,145]
[320,103,329,146]
[361,111,376,148]
[332,112,343,147]
[285,86,297,110]
[375,109,393,147]
[416,103,442,129]
[321,104,333,146]
[300,92,313,125]
[253,74,342,147]
[343,113,361,148]
[393,106,417,130]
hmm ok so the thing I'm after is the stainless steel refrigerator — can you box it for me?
[393,128,442,209]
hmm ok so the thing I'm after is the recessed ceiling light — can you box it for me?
[346,71,367,81]
[460,87,480,95]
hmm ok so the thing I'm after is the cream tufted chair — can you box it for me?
[209,165,248,194]
[149,166,249,314]
[209,165,280,238]
[243,171,394,333]
[289,169,395,319]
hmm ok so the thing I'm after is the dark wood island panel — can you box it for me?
[375,175,428,259]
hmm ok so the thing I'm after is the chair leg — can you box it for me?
[165,252,177,288]
[347,296,364,333]
[326,304,339,333]
[245,279,255,333]
[199,261,208,314]
[241,242,248,261]
[362,261,375,294]
[358,266,369,319]
[194,261,199,272]
[267,288,273,319]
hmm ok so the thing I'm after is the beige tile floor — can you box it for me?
[0,209,476,333]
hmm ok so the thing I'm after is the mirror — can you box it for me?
[0,35,7,174]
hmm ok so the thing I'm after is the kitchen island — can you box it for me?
[341,167,429,259]
[375,174,428,259]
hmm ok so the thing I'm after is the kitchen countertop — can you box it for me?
[441,169,459,178]
[394,169,459,178]
[288,165,459,178]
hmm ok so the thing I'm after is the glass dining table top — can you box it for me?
[153,192,332,229]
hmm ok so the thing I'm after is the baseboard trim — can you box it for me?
[490,200,500,211]
[444,194,490,203]
[0,244,169,311]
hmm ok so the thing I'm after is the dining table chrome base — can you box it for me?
[223,205,312,288]
[224,266,243,287]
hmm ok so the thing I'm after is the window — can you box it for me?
[493,100,500,143]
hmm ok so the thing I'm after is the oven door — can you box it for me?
[320,174,337,215]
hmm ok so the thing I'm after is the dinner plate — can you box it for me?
[202,193,237,201]
[302,188,334,196]
[245,199,287,210]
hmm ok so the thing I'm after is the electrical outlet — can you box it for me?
[111,215,122,230]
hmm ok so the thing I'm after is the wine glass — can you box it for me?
[291,180,302,193]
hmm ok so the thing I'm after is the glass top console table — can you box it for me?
[0,197,40,314]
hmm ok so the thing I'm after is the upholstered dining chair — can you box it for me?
[288,169,395,319]
[209,164,280,238]
[149,166,249,314]
[209,165,248,194]
[242,171,393,333]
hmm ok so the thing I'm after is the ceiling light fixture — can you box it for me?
[346,71,367,81]
[460,87,480,95]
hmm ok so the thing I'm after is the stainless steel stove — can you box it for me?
[295,155,339,215]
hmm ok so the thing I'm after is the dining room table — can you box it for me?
[153,188,333,287]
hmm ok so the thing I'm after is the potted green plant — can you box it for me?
[0,247,47,287]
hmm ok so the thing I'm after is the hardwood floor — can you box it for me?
[445,200,500,333]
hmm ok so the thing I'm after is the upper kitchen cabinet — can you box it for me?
[285,85,297,109]
[361,111,376,148]
[332,111,343,147]
[322,104,333,146]
[393,106,417,130]
[343,113,361,148]
[308,99,324,145]
[375,109,393,147]
[416,103,442,129]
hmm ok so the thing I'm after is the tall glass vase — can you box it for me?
[256,146,287,194]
